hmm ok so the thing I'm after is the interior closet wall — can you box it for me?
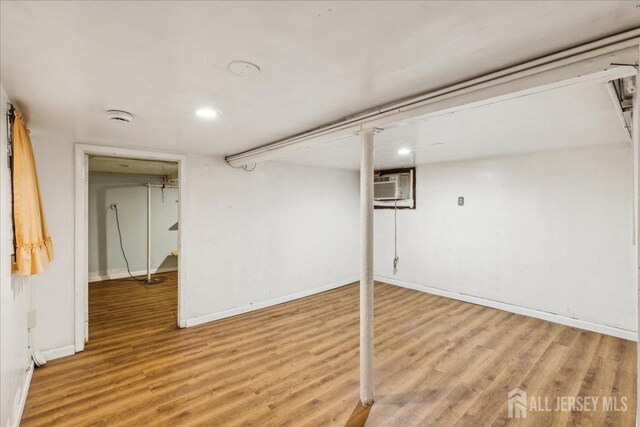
[88,172,178,281]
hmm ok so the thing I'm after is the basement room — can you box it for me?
[0,1,639,426]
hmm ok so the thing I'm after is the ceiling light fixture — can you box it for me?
[397,148,411,155]
[196,107,220,119]
[106,110,134,123]
[228,60,261,77]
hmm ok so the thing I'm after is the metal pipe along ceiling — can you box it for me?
[225,28,640,168]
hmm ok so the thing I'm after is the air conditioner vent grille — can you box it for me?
[374,173,410,201]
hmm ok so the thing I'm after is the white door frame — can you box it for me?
[633,45,640,427]
[74,143,187,352]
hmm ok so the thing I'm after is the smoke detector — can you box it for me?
[227,61,261,77]
[107,110,134,123]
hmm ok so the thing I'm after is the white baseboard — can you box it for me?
[12,360,33,427]
[42,345,76,361]
[185,276,358,327]
[376,276,637,341]
[89,267,178,283]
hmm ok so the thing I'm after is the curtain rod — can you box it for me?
[6,103,15,166]
[143,183,178,189]
[5,103,17,261]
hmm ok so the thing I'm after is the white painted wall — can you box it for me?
[0,86,33,427]
[182,157,360,323]
[88,172,178,281]
[26,136,359,355]
[18,131,638,364]
[27,132,76,358]
[375,144,635,335]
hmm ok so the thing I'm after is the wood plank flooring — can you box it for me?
[22,273,636,426]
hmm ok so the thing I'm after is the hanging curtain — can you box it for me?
[12,109,54,276]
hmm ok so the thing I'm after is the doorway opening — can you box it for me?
[87,156,179,342]
[74,145,187,352]
[88,157,179,283]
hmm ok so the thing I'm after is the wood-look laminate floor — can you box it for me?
[22,272,636,426]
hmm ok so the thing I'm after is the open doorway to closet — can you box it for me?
[82,152,182,347]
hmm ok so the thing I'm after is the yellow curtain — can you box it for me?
[12,109,54,276]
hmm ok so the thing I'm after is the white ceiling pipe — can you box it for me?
[606,81,632,145]
[230,64,635,168]
[226,29,640,167]
[366,61,636,132]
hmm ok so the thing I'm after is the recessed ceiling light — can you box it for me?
[196,107,221,119]
[398,148,411,155]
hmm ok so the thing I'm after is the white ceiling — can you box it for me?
[0,2,637,159]
[277,82,631,170]
[89,156,178,179]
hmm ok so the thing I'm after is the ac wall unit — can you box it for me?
[374,173,410,201]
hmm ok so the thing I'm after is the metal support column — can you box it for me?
[360,128,378,405]
[146,183,152,282]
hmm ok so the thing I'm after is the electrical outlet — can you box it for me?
[110,203,118,210]
[28,310,36,329]
[458,196,464,206]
